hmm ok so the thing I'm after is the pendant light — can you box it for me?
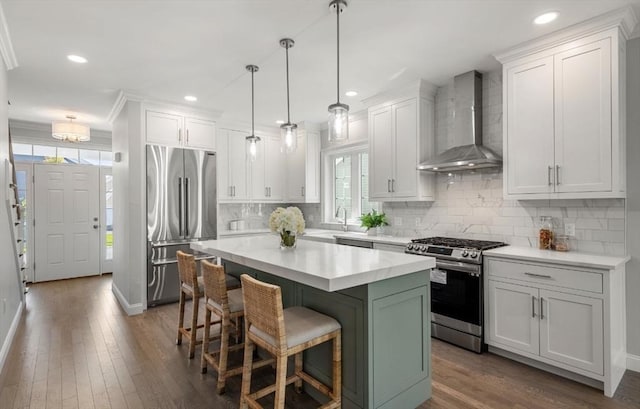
[52,115,90,142]
[327,0,349,143]
[245,64,261,161]
[279,38,298,153]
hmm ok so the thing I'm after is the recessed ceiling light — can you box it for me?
[276,120,285,124]
[184,95,197,102]
[468,163,475,167]
[67,54,88,64]
[534,11,558,25]
[345,91,358,97]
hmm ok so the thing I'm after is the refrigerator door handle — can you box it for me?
[185,177,190,237]
[178,177,183,237]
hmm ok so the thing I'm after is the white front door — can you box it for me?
[34,164,100,282]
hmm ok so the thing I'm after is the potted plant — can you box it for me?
[359,209,389,236]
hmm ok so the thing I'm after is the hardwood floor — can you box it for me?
[0,275,638,409]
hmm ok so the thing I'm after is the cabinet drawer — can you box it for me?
[486,259,602,294]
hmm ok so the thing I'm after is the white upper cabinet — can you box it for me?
[251,136,285,202]
[497,11,634,200]
[286,130,320,203]
[366,81,437,202]
[217,129,249,202]
[146,109,216,150]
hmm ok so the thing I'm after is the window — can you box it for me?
[324,146,378,224]
[12,143,112,167]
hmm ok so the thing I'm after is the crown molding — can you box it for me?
[0,3,18,70]
[107,89,224,124]
[495,6,639,64]
[361,79,438,108]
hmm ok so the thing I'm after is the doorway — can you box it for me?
[34,164,101,281]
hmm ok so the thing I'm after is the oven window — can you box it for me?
[431,268,481,326]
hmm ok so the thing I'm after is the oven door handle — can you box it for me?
[435,260,481,275]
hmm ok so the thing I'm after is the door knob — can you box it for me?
[93,224,99,229]
[93,217,99,222]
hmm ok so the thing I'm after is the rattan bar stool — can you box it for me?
[239,274,342,409]
[176,250,219,359]
[200,260,274,394]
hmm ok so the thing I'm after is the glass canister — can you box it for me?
[554,234,571,252]
[538,216,554,250]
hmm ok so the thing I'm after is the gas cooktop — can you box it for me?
[405,236,507,263]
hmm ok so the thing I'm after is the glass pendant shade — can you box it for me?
[52,116,90,142]
[246,135,260,162]
[280,123,298,153]
[328,102,349,142]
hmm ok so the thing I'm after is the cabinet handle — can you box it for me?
[387,179,391,193]
[392,179,395,192]
[532,295,537,318]
[269,187,272,197]
[265,187,268,197]
[540,297,545,320]
[186,129,189,144]
[301,186,305,197]
[233,186,236,197]
[524,272,552,279]
[548,166,553,186]
[555,165,560,185]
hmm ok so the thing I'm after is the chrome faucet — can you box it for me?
[335,206,348,232]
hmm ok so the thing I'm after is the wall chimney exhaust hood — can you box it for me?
[417,71,502,172]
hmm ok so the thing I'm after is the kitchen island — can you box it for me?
[192,236,435,409]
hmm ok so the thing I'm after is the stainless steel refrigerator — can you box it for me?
[146,145,217,306]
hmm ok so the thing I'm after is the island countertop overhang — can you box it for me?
[191,236,435,292]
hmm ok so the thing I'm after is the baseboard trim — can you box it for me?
[0,301,23,375]
[627,353,640,373]
[112,283,144,316]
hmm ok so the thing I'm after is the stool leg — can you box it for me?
[216,316,230,394]
[240,338,255,409]
[274,353,288,409]
[176,289,185,345]
[201,306,211,374]
[294,352,303,393]
[188,295,199,359]
[332,331,342,403]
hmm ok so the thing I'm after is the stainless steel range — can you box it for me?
[405,237,507,353]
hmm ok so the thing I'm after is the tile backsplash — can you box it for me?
[219,69,626,256]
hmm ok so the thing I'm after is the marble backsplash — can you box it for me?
[218,203,322,233]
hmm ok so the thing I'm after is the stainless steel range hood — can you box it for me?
[418,70,502,172]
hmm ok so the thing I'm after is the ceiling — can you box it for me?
[4,0,640,133]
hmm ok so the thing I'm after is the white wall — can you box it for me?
[0,57,23,372]
[626,37,640,357]
[111,101,145,314]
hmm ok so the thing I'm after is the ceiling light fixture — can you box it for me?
[279,38,298,154]
[52,115,90,142]
[67,54,88,63]
[327,0,349,143]
[275,120,285,125]
[184,95,197,102]
[345,90,358,97]
[534,11,558,25]
[245,64,261,162]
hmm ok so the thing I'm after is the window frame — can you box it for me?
[322,143,378,226]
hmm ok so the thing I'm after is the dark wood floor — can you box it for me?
[0,275,638,409]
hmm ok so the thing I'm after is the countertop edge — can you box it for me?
[483,246,630,270]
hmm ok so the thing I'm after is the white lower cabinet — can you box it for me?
[487,281,603,374]
[484,255,625,397]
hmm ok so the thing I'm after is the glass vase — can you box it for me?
[280,231,297,250]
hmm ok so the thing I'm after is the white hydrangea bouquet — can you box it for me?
[269,206,305,249]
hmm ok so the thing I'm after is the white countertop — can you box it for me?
[300,229,414,246]
[192,236,435,292]
[218,228,270,237]
[484,246,630,270]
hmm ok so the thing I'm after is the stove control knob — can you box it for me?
[407,244,414,251]
[420,245,427,252]
[470,250,478,258]
[461,249,469,257]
